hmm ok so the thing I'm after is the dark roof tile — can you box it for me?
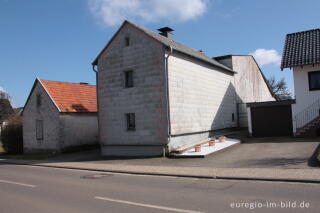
[281,28,320,69]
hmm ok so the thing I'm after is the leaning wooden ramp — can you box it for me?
[170,138,241,158]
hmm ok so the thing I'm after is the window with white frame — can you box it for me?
[308,71,320,91]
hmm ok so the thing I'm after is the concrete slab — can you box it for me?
[171,138,241,157]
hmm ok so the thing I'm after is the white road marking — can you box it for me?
[95,196,205,213]
[0,179,36,188]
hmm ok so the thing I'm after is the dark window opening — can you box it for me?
[125,37,130,46]
[36,120,43,140]
[126,113,135,131]
[36,94,41,107]
[124,70,134,88]
[308,71,320,91]
[232,113,235,122]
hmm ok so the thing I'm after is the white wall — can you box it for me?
[23,81,61,153]
[232,56,275,103]
[60,114,98,149]
[168,52,237,135]
[292,64,320,129]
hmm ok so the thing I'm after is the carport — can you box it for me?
[247,100,295,137]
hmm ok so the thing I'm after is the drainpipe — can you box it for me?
[92,64,101,148]
[164,46,173,155]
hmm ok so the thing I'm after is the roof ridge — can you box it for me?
[126,21,233,72]
[214,54,252,60]
[286,28,320,36]
[93,20,234,73]
[39,79,95,86]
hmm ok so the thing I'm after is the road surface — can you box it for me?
[0,164,319,213]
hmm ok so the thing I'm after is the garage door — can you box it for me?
[251,105,293,137]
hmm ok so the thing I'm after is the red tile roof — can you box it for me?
[40,79,97,113]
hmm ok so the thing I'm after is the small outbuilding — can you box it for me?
[23,79,98,154]
[247,100,295,137]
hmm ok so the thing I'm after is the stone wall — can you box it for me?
[23,81,61,153]
[60,113,98,149]
[97,23,168,156]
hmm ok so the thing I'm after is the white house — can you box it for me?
[92,20,275,157]
[281,28,320,137]
[23,79,98,154]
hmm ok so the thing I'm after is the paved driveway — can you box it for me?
[191,138,320,168]
[46,137,320,169]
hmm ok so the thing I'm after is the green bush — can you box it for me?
[1,116,23,154]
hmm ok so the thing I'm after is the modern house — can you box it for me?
[281,28,320,136]
[23,79,98,154]
[92,20,275,157]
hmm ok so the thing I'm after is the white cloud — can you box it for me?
[88,0,207,26]
[250,49,281,66]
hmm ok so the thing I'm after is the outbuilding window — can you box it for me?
[125,37,130,46]
[126,113,135,131]
[36,94,41,107]
[308,71,320,91]
[124,70,134,88]
[36,120,43,140]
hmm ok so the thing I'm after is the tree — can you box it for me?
[267,76,292,100]
[0,90,10,100]
[1,115,23,154]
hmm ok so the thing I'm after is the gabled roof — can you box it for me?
[214,54,279,100]
[23,79,97,113]
[92,20,234,73]
[281,28,320,70]
[40,79,97,113]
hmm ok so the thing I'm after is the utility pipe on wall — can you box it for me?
[164,46,173,154]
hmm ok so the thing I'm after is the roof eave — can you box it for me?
[38,79,62,112]
[164,46,235,73]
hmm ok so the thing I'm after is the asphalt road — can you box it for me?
[0,164,319,213]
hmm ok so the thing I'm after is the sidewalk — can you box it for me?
[1,158,320,183]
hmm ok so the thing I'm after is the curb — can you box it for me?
[215,176,320,184]
[1,160,320,184]
[0,161,214,179]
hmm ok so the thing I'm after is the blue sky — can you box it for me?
[1,0,320,107]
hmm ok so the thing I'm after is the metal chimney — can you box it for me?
[158,27,174,39]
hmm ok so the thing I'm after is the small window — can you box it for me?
[125,37,130,46]
[232,113,235,122]
[36,94,41,107]
[36,120,43,140]
[124,70,134,88]
[126,113,135,131]
[308,71,320,91]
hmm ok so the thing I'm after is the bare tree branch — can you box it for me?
[267,76,292,100]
